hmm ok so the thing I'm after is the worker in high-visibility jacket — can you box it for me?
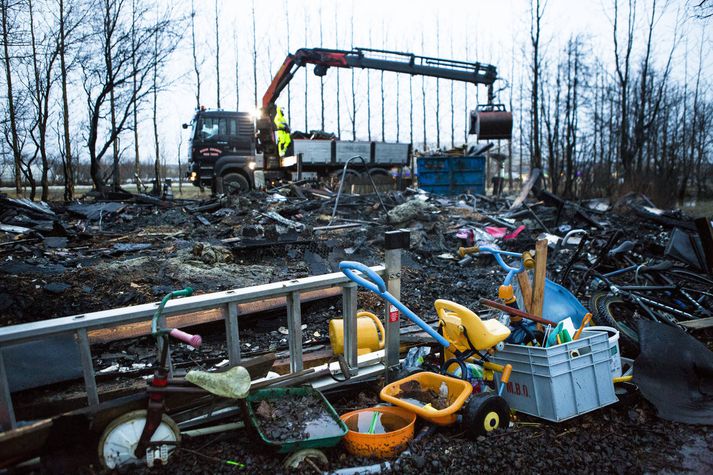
[274,106,292,157]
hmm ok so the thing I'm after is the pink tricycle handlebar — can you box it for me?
[169,328,202,348]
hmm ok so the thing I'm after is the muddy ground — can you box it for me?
[140,385,713,475]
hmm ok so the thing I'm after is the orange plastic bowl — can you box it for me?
[340,406,416,459]
[380,371,473,426]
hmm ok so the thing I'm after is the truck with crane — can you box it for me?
[184,47,512,194]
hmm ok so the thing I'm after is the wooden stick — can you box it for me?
[516,272,533,313]
[531,239,549,325]
[479,298,556,326]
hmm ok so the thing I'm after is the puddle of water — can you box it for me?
[303,412,346,439]
[344,411,409,434]
[398,397,430,408]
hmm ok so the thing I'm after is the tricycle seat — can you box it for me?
[185,365,251,399]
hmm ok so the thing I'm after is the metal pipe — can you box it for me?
[286,291,303,373]
[182,421,245,438]
[329,155,387,226]
[342,283,359,375]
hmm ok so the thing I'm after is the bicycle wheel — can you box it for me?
[636,267,713,319]
[590,292,641,351]
[666,269,713,317]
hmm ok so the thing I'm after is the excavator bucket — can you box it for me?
[469,104,513,140]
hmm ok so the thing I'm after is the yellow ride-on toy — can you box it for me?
[339,261,514,437]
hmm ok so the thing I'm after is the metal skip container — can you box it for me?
[416,155,486,195]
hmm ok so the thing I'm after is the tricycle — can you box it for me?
[98,288,343,471]
[339,261,514,436]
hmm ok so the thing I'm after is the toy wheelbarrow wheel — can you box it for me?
[462,393,510,438]
[283,448,329,471]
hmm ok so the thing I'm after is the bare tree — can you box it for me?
[214,0,220,108]
[319,3,324,131]
[58,0,76,200]
[251,0,257,108]
[1,0,22,194]
[529,0,546,169]
[421,32,427,150]
[334,3,339,138]
[613,0,676,187]
[396,68,400,142]
[562,37,582,197]
[284,0,290,117]
[177,133,183,193]
[380,23,386,142]
[105,0,121,192]
[131,0,140,191]
[409,74,413,145]
[234,26,239,110]
[303,8,308,130]
[449,35,454,148]
[542,57,562,194]
[191,0,200,108]
[81,0,180,190]
[350,8,356,140]
[692,0,713,18]
[435,17,440,149]
[28,0,61,200]
[464,39,469,144]
[367,27,372,141]
[152,13,160,190]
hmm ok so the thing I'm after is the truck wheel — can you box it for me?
[329,169,361,192]
[217,173,250,195]
[366,168,394,190]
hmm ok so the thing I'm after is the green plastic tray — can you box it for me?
[246,386,348,453]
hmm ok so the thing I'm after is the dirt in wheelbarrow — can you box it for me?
[252,393,344,443]
[395,380,450,410]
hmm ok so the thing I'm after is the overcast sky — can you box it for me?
[152,0,708,164]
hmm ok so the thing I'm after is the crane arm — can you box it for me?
[262,47,499,110]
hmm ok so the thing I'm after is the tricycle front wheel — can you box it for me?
[98,409,181,470]
[462,393,510,438]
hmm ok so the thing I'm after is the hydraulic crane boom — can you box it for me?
[256,47,509,173]
[262,47,499,110]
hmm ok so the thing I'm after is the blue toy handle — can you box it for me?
[340,260,453,349]
[339,261,386,294]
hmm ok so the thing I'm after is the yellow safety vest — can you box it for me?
[274,108,291,157]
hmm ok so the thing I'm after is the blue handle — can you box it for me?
[339,261,452,348]
[479,246,525,275]
[339,261,386,294]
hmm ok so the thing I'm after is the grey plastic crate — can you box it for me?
[492,331,617,422]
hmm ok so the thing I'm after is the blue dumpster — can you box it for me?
[416,155,485,195]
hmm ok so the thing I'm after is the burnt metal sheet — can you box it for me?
[67,202,125,221]
[2,334,83,392]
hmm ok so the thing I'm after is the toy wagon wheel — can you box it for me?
[98,409,181,470]
[462,393,510,438]
[283,448,329,471]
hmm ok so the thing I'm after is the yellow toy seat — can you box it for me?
[435,299,511,352]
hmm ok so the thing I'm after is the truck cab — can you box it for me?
[185,109,256,193]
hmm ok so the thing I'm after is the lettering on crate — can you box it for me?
[506,381,529,398]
